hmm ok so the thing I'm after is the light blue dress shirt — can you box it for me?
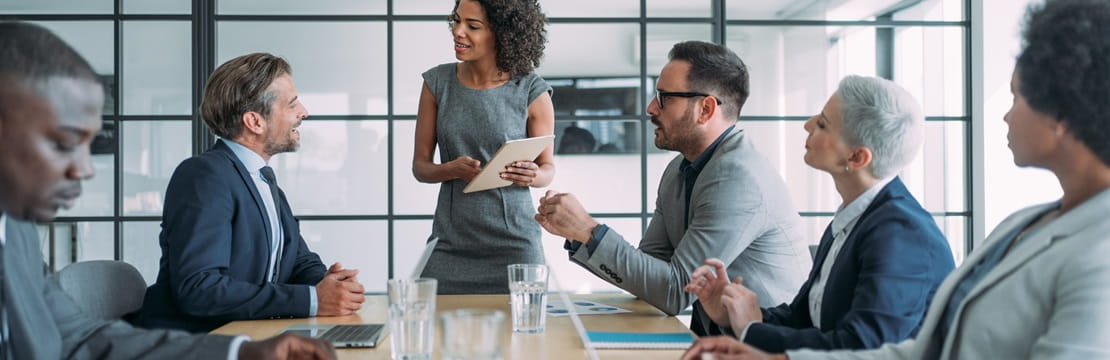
[221,139,317,316]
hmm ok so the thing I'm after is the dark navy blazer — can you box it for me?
[739,177,955,352]
[136,140,326,333]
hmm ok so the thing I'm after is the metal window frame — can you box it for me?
[15,0,974,273]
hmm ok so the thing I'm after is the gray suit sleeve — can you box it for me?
[45,268,237,359]
[786,339,918,360]
[570,168,770,315]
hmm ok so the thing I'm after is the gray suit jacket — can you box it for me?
[1,217,236,359]
[570,127,812,332]
[788,186,1110,360]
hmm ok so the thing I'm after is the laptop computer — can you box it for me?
[411,236,439,279]
[282,323,386,348]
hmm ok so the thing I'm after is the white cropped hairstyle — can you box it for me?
[836,75,925,179]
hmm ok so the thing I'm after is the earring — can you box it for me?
[844,165,850,172]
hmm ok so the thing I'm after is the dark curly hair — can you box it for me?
[1017,0,1110,166]
[451,0,547,78]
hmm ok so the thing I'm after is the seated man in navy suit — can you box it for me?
[685,75,955,352]
[137,53,366,333]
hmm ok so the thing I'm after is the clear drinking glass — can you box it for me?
[507,264,548,333]
[440,309,505,360]
[388,278,437,360]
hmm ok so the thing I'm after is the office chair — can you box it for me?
[55,260,147,320]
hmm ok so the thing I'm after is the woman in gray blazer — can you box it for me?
[682,0,1110,359]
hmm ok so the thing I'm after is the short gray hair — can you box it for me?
[836,75,924,179]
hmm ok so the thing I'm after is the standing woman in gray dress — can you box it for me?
[412,0,555,294]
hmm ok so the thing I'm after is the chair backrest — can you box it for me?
[55,260,147,321]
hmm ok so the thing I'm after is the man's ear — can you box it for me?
[696,96,717,125]
[241,111,266,136]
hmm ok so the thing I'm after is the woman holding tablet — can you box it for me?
[412,0,555,293]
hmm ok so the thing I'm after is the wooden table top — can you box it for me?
[212,293,691,359]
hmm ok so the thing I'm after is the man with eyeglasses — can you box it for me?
[536,40,811,336]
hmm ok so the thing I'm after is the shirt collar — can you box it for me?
[0,213,7,245]
[681,125,736,174]
[830,176,895,236]
[221,138,269,175]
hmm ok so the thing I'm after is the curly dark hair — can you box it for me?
[1017,0,1110,166]
[451,0,547,78]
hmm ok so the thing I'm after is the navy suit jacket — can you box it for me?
[738,178,955,352]
[136,140,327,333]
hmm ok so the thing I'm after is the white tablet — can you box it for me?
[462,135,555,193]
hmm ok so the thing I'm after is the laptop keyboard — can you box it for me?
[321,324,383,343]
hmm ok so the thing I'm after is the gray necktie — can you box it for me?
[259,166,284,282]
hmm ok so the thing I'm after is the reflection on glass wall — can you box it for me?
[550,78,640,117]
[555,120,639,155]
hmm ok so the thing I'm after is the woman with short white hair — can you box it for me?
[685,75,956,353]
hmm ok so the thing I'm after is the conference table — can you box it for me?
[212,293,692,359]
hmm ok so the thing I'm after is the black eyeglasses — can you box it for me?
[654,91,723,109]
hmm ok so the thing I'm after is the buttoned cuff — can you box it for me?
[586,224,608,256]
[309,286,318,316]
[564,224,608,257]
[227,335,251,360]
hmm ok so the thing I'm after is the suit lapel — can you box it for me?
[915,203,1052,358]
[960,189,1110,307]
[809,226,836,282]
[957,226,1054,305]
[212,141,274,246]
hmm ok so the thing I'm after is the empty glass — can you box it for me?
[440,309,505,360]
[507,264,548,333]
[388,278,437,360]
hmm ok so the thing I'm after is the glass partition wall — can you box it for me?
[6,0,970,293]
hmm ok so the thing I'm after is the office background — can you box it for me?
[2,0,1049,294]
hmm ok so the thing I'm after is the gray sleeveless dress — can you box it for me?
[419,63,552,294]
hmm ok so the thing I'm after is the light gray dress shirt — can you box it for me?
[807,177,893,328]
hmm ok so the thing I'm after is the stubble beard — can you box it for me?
[654,106,699,153]
[263,130,299,156]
